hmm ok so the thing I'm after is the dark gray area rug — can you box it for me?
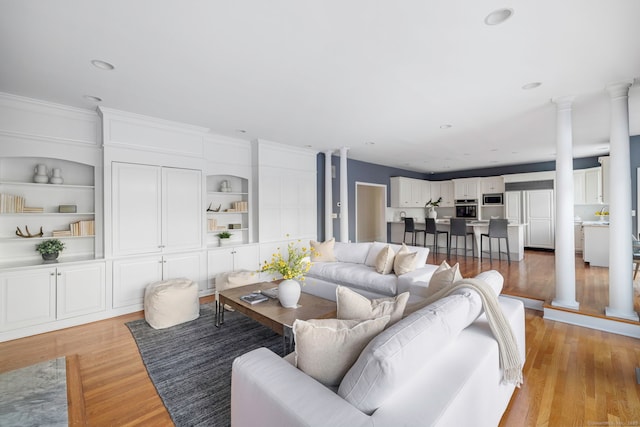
[126,304,283,427]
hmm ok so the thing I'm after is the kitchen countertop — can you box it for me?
[388,219,526,227]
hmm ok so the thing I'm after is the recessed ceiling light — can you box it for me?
[83,95,102,102]
[91,59,115,70]
[484,8,514,26]
[365,141,375,145]
[522,82,542,90]
[490,148,499,152]
[440,124,452,129]
[235,129,247,134]
[303,144,313,148]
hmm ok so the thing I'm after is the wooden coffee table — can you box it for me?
[214,281,337,352]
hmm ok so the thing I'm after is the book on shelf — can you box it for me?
[70,219,95,236]
[22,206,44,213]
[240,292,269,305]
[232,201,248,212]
[52,230,72,237]
[0,193,25,213]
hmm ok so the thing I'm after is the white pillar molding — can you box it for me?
[551,96,579,310]
[339,147,349,242]
[324,150,334,240]
[605,82,639,320]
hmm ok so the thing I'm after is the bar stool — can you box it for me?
[448,218,474,258]
[480,219,511,264]
[403,217,424,246]
[424,218,448,256]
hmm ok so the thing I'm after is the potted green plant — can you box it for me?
[217,231,232,246]
[35,238,65,261]
[425,197,443,219]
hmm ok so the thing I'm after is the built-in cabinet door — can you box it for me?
[163,251,205,289]
[525,190,555,249]
[0,268,56,331]
[162,167,202,251]
[112,162,162,255]
[453,178,480,200]
[584,168,602,204]
[112,256,163,308]
[481,177,505,194]
[439,181,454,207]
[57,263,106,320]
[574,170,586,204]
[233,245,259,272]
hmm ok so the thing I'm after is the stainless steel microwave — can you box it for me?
[483,193,503,205]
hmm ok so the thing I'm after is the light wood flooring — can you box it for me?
[0,250,639,426]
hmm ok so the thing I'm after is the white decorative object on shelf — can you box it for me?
[278,279,301,308]
[34,164,49,183]
[49,168,64,184]
[220,180,232,192]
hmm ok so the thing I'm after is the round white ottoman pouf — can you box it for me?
[144,278,199,329]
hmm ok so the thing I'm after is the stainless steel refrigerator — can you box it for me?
[505,181,555,249]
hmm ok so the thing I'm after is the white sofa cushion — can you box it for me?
[365,242,429,267]
[293,316,390,387]
[425,261,462,297]
[338,293,482,414]
[393,244,419,275]
[310,238,337,262]
[374,245,395,274]
[307,262,399,296]
[336,286,410,326]
[333,241,372,264]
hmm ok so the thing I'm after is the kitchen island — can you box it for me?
[388,219,526,261]
[582,221,609,267]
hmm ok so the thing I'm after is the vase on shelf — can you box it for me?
[49,168,64,185]
[34,164,49,183]
[278,279,301,308]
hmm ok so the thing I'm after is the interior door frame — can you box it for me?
[354,182,388,243]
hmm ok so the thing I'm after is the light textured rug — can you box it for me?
[0,357,68,427]
[127,304,283,427]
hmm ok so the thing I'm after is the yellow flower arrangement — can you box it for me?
[260,240,316,281]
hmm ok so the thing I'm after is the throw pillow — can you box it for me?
[393,243,419,275]
[310,238,337,262]
[426,261,462,298]
[374,245,395,274]
[292,316,390,387]
[336,286,409,326]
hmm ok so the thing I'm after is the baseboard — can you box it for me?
[543,306,640,338]
[501,294,544,311]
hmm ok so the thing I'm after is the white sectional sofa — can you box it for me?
[231,270,526,427]
[302,241,438,302]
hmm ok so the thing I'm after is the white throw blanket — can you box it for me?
[406,278,523,386]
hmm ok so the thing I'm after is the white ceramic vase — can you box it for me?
[428,208,437,219]
[49,168,64,184]
[34,164,49,183]
[278,279,301,308]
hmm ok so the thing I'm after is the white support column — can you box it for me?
[606,82,639,321]
[324,151,334,240]
[339,147,349,243]
[552,96,579,310]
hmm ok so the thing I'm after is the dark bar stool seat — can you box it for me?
[425,218,448,255]
[448,218,474,258]
[480,219,511,264]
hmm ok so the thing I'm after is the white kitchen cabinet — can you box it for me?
[0,261,106,331]
[453,178,480,200]
[574,223,584,253]
[429,181,454,207]
[481,176,504,194]
[112,163,202,256]
[391,177,430,207]
[112,251,205,308]
[599,156,609,204]
[525,190,555,249]
[574,167,603,205]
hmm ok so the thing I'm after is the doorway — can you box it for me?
[355,182,387,242]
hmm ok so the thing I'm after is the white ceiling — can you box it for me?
[1,1,639,173]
